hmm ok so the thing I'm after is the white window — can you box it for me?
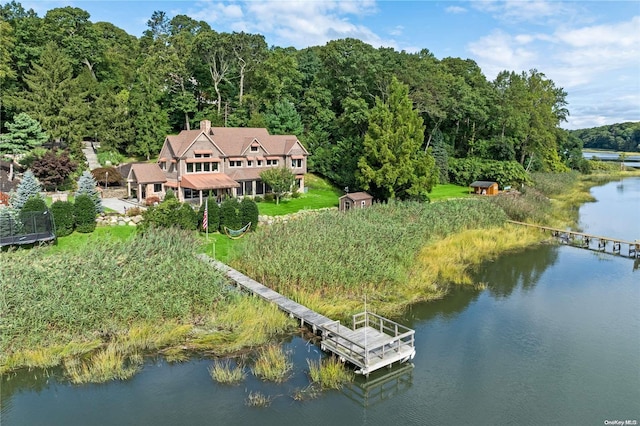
[187,163,194,173]
[257,160,263,166]
[291,159,302,168]
[266,159,279,166]
[250,146,259,152]
[195,153,211,158]
[160,161,167,171]
[247,160,253,167]
[154,183,163,192]
[230,160,242,167]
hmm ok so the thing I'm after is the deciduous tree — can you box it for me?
[260,167,295,204]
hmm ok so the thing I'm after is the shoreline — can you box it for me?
[2,170,639,381]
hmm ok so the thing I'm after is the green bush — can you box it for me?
[20,197,49,233]
[239,198,259,231]
[448,158,530,189]
[74,194,97,233]
[97,151,125,167]
[51,200,75,236]
[198,196,220,232]
[176,203,198,230]
[263,193,275,203]
[220,198,241,231]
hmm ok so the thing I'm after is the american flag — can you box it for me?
[203,199,208,230]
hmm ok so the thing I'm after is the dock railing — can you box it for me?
[352,311,415,367]
[320,311,415,371]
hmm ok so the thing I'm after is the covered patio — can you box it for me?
[178,173,240,204]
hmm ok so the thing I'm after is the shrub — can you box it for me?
[51,200,75,236]
[125,207,142,217]
[198,196,220,232]
[19,197,48,233]
[74,194,97,233]
[96,151,125,167]
[140,197,198,232]
[145,196,160,206]
[176,203,197,230]
[263,193,275,203]
[219,198,241,231]
[290,191,301,199]
[239,198,259,231]
[448,158,529,189]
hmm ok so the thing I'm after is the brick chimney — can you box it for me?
[200,120,211,134]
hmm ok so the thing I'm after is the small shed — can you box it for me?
[339,191,373,211]
[470,181,499,196]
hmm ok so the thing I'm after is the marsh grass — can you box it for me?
[190,296,296,354]
[64,344,142,384]
[245,391,272,407]
[292,385,321,401]
[209,359,246,384]
[252,345,292,383]
[230,199,508,318]
[1,228,292,376]
[307,357,353,389]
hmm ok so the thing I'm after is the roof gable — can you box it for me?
[128,163,167,184]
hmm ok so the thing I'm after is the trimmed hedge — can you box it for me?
[74,194,97,233]
[51,200,75,236]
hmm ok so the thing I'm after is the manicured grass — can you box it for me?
[197,231,243,262]
[47,225,137,254]
[256,174,341,216]
[429,183,470,200]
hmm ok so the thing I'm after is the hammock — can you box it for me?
[223,222,251,239]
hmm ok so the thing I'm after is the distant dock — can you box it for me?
[508,220,639,258]
[198,255,416,375]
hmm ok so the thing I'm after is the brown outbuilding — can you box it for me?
[339,191,373,211]
[470,181,499,196]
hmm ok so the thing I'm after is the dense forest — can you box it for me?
[570,122,640,152]
[0,2,588,195]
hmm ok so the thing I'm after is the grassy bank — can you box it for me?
[229,198,511,318]
[0,228,296,377]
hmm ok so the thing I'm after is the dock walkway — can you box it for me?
[198,255,415,375]
[508,220,639,258]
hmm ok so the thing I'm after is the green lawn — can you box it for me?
[47,225,137,254]
[429,183,470,201]
[256,174,341,216]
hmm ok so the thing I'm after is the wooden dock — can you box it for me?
[508,220,639,258]
[198,255,416,375]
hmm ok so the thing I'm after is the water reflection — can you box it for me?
[341,364,414,407]
[476,244,559,298]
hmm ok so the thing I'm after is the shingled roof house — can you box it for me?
[126,120,308,204]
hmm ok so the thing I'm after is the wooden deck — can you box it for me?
[198,255,415,375]
[508,220,640,258]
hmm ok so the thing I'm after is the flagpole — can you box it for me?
[204,198,209,241]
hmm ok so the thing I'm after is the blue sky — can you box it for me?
[22,0,640,130]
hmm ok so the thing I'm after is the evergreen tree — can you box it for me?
[19,196,48,233]
[74,193,96,233]
[219,197,240,231]
[198,195,220,232]
[0,207,23,237]
[176,203,197,230]
[239,197,259,231]
[265,100,303,136]
[10,170,42,210]
[357,77,437,201]
[51,200,75,236]
[0,113,48,155]
[75,170,103,213]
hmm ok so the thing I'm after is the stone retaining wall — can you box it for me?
[96,212,143,227]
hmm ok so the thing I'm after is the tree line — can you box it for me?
[1,2,583,200]
[570,122,640,153]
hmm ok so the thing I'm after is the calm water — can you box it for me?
[2,179,639,426]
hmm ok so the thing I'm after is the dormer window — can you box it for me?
[250,146,259,152]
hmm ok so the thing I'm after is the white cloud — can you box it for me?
[467,30,538,78]
[389,25,404,36]
[445,6,467,14]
